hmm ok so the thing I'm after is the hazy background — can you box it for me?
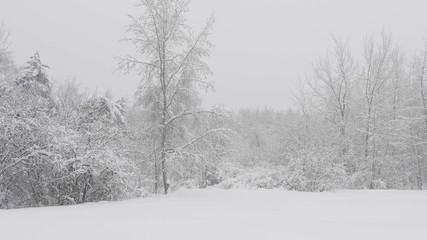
[1,0,427,110]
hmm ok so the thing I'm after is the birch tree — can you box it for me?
[307,38,357,173]
[358,31,394,187]
[118,0,224,194]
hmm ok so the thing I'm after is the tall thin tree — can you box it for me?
[118,0,221,194]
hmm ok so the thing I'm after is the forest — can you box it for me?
[1,0,427,209]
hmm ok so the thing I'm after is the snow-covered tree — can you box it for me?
[0,23,14,80]
[0,53,76,208]
[69,96,139,202]
[118,0,233,194]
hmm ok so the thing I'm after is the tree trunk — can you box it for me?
[154,156,159,194]
[160,40,169,195]
[160,127,169,194]
[364,120,370,159]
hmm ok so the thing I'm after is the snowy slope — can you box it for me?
[1,189,426,240]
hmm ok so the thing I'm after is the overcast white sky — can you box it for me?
[1,0,427,110]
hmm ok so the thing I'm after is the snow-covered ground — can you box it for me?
[1,189,426,240]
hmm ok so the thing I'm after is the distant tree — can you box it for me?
[55,78,88,128]
[358,32,394,186]
[0,23,14,79]
[72,96,138,202]
[409,42,427,189]
[308,38,357,149]
[411,42,427,135]
[16,52,51,97]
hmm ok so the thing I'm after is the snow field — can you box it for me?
[1,189,426,240]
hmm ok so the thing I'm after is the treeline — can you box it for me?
[223,32,427,191]
[1,0,427,209]
[292,32,427,191]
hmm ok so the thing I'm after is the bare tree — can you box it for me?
[0,23,9,52]
[411,41,427,135]
[409,41,427,189]
[290,81,312,140]
[118,0,227,194]
[359,31,394,185]
[306,37,357,169]
[0,23,14,79]
[390,48,405,120]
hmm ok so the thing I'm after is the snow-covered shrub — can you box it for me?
[345,171,368,189]
[369,179,387,190]
[0,53,142,208]
[70,96,139,202]
[217,167,284,190]
[0,189,9,209]
[217,146,346,192]
[0,53,79,208]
